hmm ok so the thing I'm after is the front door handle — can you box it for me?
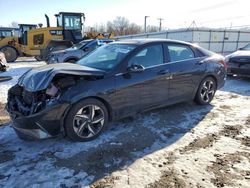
[158,69,170,75]
[196,60,205,65]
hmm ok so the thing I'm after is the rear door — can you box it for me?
[166,43,206,102]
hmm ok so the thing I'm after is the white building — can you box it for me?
[116,28,250,55]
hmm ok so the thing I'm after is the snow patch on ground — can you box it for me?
[0,60,46,103]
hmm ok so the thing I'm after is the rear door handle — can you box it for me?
[158,69,170,75]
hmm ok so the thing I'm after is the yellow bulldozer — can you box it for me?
[0,12,86,62]
[0,27,20,62]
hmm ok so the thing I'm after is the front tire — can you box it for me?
[64,98,109,142]
[1,46,18,62]
[195,77,217,105]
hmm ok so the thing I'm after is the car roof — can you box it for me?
[112,39,193,46]
[79,39,114,44]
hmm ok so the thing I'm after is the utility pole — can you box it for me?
[144,16,149,33]
[158,18,163,31]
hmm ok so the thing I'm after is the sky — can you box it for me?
[1,0,250,29]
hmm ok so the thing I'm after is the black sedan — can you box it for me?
[47,39,114,64]
[225,44,250,77]
[7,39,226,141]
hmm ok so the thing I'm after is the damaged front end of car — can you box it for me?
[6,63,105,140]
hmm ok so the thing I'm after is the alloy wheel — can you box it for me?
[73,105,105,138]
[200,80,215,103]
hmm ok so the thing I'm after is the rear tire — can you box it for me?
[195,77,217,105]
[1,46,18,62]
[64,98,109,142]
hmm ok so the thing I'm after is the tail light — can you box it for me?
[219,60,227,68]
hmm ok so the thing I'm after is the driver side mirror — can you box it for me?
[127,64,145,73]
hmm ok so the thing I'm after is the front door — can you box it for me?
[114,44,170,118]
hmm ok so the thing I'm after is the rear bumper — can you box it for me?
[227,62,250,77]
[10,103,69,140]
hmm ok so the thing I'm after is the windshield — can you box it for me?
[0,30,12,37]
[64,15,82,30]
[77,43,136,70]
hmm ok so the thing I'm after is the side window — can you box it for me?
[128,45,163,68]
[85,42,98,51]
[33,34,44,45]
[168,44,195,62]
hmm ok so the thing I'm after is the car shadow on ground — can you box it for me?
[54,102,213,186]
[0,101,213,187]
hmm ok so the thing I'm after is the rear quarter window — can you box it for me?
[195,46,215,57]
[167,44,195,62]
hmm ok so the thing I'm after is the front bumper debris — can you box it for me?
[10,103,69,139]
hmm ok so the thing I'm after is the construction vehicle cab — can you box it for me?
[36,12,85,60]
[0,12,85,62]
[18,12,85,61]
[18,24,37,45]
[55,12,84,43]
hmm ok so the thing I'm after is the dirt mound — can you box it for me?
[208,152,250,187]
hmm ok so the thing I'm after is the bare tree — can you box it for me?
[106,17,142,36]
[92,23,106,33]
[125,23,142,35]
[9,21,19,28]
[98,23,106,33]
[107,21,114,33]
[88,17,145,36]
[147,25,158,33]
[113,16,129,35]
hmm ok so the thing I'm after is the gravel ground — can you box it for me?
[0,60,249,187]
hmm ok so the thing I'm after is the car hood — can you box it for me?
[18,63,105,92]
[51,47,78,55]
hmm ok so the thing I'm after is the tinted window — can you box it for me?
[128,44,163,68]
[33,34,44,45]
[168,44,195,62]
